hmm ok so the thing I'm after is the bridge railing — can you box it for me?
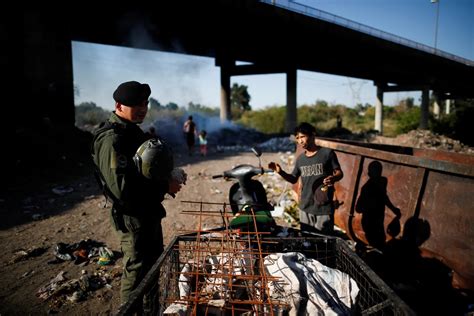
[261,0,473,66]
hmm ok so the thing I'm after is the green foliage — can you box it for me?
[236,97,437,138]
[165,102,179,110]
[354,103,372,114]
[143,107,185,125]
[395,106,421,134]
[74,94,472,147]
[231,83,251,119]
[75,102,110,127]
[238,106,286,133]
[149,97,162,110]
[431,99,474,146]
[187,102,220,116]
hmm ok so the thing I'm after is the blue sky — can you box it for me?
[72,0,473,111]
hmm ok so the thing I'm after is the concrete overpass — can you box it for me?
[19,0,474,133]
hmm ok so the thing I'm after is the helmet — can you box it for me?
[133,138,174,180]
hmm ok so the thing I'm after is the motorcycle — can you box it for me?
[212,147,276,232]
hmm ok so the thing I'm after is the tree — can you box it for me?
[188,102,219,116]
[75,102,109,127]
[165,102,178,110]
[149,97,162,110]
[231,83,252,113]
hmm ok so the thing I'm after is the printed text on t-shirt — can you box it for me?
[300,163,323,177]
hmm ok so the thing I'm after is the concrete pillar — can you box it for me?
[432,91,440,119]
[23,11,75,128]
[420,88,429,129]
[446,99,451,115]
[286,69,297,133]
[375,85,384,134]
[220,65,231,123]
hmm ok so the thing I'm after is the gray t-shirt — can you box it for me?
[291,147,341,215]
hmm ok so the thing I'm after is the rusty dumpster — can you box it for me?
[309,137,474,291]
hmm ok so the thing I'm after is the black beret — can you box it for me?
[113,81,151,107]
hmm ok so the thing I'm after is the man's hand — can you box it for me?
[269,161,298,184]
[268,162,281,174]
[323,175,335,186]
[324,169,343,186]
[168,178,182,196]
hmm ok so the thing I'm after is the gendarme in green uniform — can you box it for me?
[92,112,169,306]
[91,81,170,310]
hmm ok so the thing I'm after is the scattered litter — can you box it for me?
[49,239,108,265]
[53,243,74,261]
[21,270,34,278]
[97,247,114,266]
[276,226,289,237]
[67,290,85,303]
[270,205,284,218]
[10,246,48,264]
[37,268,117,304]
[36,271,67,300]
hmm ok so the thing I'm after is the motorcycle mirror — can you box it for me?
[251,147,262,157]
[251,147,262,168]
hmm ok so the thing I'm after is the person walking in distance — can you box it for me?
[91,81,183,312]
[268,122,343,235]
[199,130,208,156]
[183,115,197,156]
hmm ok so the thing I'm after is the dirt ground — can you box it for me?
[1,149,292,316]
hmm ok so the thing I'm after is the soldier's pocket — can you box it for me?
[123,215,142,233]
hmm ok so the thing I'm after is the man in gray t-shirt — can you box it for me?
[269,122,343,235]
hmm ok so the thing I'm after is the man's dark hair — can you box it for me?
[294,122,316,136]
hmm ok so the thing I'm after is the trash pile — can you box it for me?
[370,129,474,154]
[259,152,300,225]
[36,268,120,305]
[49,239,114,266]
[32,239,121,308]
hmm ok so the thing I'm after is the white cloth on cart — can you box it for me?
[264,252,359,316]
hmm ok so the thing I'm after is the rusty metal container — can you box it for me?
[306,138,474,290]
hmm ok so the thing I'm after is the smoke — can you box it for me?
[149,112,237,148]
[118,13,219,109]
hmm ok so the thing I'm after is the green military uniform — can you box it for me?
[92,112,169,305]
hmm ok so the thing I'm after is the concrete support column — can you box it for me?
[432,91,440,119]
[286,69,297,133]
[446,99,451,115]
[24,11,75,128]
[420,88,429,129]
[220,65,231,123]
[375,85,384,134]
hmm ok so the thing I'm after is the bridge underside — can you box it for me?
[17,1,474,132]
